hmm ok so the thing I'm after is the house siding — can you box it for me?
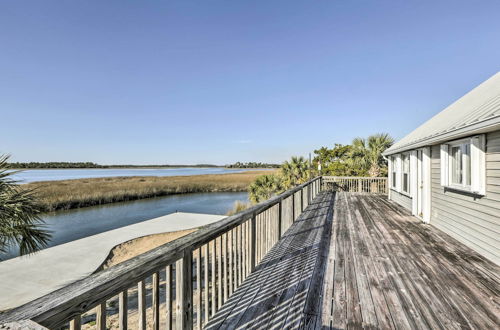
[430,130,500,265]
[389,189,412,211]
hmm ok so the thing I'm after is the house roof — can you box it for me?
[384,72,500,155]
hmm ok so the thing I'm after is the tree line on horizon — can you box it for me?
[7,162,222,169]
[8,161,281,169]
[226,162,281,168]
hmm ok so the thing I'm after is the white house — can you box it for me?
[383,72,500,265]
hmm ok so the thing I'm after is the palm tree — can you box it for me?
[248,174,284,204]
[349,133,394,177]
[281,156,309,188]
[0,155,51,258]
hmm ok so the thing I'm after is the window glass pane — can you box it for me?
[402,154,410,193]
[451,146,462,185]
[391,157,397,188]
[464,143,471,186]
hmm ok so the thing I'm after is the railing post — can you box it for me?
[292,192,295,222]
[176,250,193,330]
[358,178,362,192]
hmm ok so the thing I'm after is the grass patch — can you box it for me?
[226,200,252,216]
[26,171,275,212]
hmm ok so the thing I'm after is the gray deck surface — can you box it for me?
[205,192,500,329]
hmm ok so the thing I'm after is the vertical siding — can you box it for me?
[389,189,413,211]
[430,130,500,265]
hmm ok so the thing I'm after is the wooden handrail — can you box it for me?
[0,177,322,329]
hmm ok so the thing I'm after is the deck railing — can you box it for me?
[0,177,322,330]
[322,176,388,194]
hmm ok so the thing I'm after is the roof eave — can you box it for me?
[383,115,500,156]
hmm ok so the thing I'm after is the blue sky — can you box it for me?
[1,1,499,165]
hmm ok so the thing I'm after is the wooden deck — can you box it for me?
[205,192,500,329]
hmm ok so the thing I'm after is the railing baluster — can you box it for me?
[217,236,222,309]
[300,189,304,212]
[69,316,81,330]
[243,222,247,279]
[246,220,251,277]
[211,240,216,316]
[119,290,128,330]
[222,233,228,303]
[96,302,106,330]
[228,230,233,296]
[250,213,256,272]
[258,214,262,261]
[203,245,209,325]
[195,248,202,330]
[138,280,146,330]
[153,272,160,330]
[277,201,282,241]
[166,265,172,330]
[238,224,242,286]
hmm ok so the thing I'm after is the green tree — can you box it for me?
[313,144,354,176]
[348,133,394,177]
[0,155,51,257]
[248,174,284,204]
[281,156,309,187]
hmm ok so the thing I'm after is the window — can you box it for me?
[440,135,485,195]
[391,156,397,189]
[401,153,410,194]
[450,143,471,186]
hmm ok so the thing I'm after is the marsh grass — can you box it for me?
[25,171,274,212]
[226,200,251,216]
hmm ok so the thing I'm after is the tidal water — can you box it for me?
[9,167,256,183]
[2,191,248,260]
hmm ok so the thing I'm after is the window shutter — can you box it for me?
[388,157,393,189]
[440,144,449,186]
[471,135,486,195]
[396,154,402,192]
[410,151,418,215]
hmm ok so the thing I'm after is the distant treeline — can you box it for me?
[226,162,280,168]
[8,161,280,169]
[8,162,105,169]
[7,162,221,169]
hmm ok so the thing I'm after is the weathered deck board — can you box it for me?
[205,192,500,329]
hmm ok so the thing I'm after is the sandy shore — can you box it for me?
[99,229,196,270]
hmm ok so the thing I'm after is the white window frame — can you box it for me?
[448,139,471,190]
[390,156,397,189]
[440,135,486,195]
[400,152,411,196]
